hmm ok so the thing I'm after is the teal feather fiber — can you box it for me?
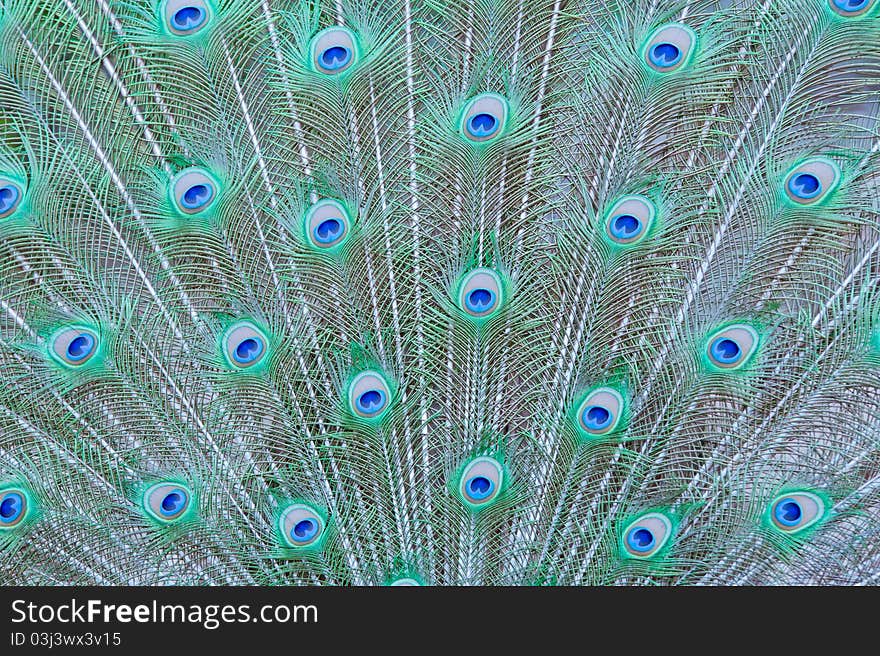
[0,0,879,586]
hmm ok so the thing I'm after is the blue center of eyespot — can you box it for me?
[788,173,822,199]
[711,337,741,364]
[833,0,870,10]
[0,493,23,522]
[320,46,352,71]
[172,6,206,31]
[466,476,494,500]
[627,527,655,552]
[292,518,318,541]
[314,218,344,244]
[610,214,642,239]
[649,42,682,68]
[66,333,96,361]
[774,499,803,527]
[357,389,386,414]
[233,337,263,364]
[160,491,186,516]
[0,185,20,215]
[181,183,213,209]
[467,113,498,138]
[465,288,496,314]
[582,405,612,431]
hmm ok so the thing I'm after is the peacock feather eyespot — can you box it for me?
[829,0,875,16]
[389,577,421,586]
[458,457,504,509]
[457,268,504,320]
[783,157,841,205]
[310,27,359,75]
[574,387,625,439]
[642,24,697,74]
[279,503,325,549]
[459,93,509,143]
[50,326,100,367]
[611,214,640,238]
[0,487,29,530]
[222,321,269,369]
[621,512,673,559]
[348,371,392,420]
[788,173,821,199]
[650,43,681,67]
[768,491,827,535]
[603,195,656,246]
[304,199,352,251]
[704,324,759,371]
[144,482,192,523]
[468,113,497,138]
[0,177,24,220]
[163,0,212,37]
[170,167,219,215]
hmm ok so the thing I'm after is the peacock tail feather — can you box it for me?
[0,0,879,585]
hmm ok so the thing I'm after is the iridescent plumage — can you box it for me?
[0,0,878,585]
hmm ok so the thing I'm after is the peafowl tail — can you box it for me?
[0,0,879,586]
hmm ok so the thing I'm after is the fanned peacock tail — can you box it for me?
[0,0,878,586]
